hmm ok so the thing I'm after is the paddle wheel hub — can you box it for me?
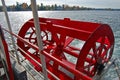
[17,17,114,80]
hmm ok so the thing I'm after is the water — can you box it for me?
[0,11,120,79]
[0,11,120,56]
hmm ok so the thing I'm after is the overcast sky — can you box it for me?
[0,0,120,9]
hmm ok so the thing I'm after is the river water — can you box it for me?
[0,11,120,79]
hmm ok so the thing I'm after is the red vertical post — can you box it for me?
[0,26,14,80]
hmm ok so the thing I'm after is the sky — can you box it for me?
[0,0,120,9]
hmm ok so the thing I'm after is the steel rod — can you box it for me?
[30,0,48,80]
[18,47,60,80]
[1,0,20,64]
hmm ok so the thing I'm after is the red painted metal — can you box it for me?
[2,27,92,80]
[17,18,114,80]
[0,26,14,80]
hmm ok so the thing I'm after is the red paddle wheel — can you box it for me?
[17,18,114,80]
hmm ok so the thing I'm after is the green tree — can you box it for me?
[21,3,28,11]
[0,6,3,11]
[15,2,22,11]
[40,3,44,10]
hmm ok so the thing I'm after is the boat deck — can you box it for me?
[8,48,120,80]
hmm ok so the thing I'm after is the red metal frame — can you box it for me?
[2,26,92,80]
[17,18,114,79]
[76,24,114,77]
[0,26,14,80]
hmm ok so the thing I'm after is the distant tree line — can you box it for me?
[0,2,120,11]
[0,2,93,11]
